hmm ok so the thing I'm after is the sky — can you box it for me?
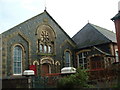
[0,0,120,37]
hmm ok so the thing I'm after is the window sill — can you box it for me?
[37,53,56,56]
[13,74,22,76]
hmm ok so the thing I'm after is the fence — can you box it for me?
[2,77,29,88]
[32,73,61,88]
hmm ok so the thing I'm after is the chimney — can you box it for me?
[111,1,120,62]
[118,1,120,12]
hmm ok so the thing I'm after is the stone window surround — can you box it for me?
[12,43,25,76]
[36,24,56,55]
[76,49,91,69]
[64,49,72,67]
[38,42,53,54]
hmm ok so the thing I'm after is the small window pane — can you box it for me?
[48,45,51,53]
[79,53,82,58]
[40,44,43,52]
[44,45,47,53]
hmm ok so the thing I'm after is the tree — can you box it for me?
[57,68,92,88]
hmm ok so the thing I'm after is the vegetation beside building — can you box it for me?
[57,68,93,88]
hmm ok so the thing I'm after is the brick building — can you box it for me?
[72,23,118,82]
[0,10,119,88]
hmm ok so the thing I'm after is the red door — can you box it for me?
[41,63,49,76]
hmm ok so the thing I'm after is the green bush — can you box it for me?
[57,68,91,88]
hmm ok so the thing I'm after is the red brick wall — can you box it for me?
[114,19,120,62]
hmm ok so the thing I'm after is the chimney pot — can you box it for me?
[118,1,120,12]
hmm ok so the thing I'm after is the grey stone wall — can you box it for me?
[2,11,76,77]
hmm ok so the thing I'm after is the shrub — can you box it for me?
[57,68,91,88]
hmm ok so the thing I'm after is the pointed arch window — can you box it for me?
[13,45,22,75]
[44,45,47,53]
[65,51,71,67]
[48,45,52,53]
[40,44,43,52]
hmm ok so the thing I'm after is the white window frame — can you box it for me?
[13,46,22,75]
[78,52,88,69]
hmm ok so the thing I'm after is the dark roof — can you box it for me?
[72,23,117,49]
[91,24,116,42]
[111,12,120,21]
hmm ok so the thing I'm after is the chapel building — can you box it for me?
[0,10,119,88]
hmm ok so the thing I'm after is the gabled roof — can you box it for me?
[44,10,76,46]
[72,23,117,49]
[2,10,76,46]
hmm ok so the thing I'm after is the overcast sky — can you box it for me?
[0,0,120,37]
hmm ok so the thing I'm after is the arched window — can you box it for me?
[48,45,51,53]
[13,45,22,75]
[44,45,47,53]
[65,51,71,67]
[37,25,56,54]
[40,44,43,52]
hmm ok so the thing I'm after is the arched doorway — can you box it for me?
[40,57,54,76]
[41,63,50,76]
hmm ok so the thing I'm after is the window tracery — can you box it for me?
[40,30,50,43]
[37,25,55,54]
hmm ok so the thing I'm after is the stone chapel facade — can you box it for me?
[1,10,76,78]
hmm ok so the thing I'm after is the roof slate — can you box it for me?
[72,23,117,49]
[91,24,116,43]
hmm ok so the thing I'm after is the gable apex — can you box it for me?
[72,23,116,49]
[2,10,76,46]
